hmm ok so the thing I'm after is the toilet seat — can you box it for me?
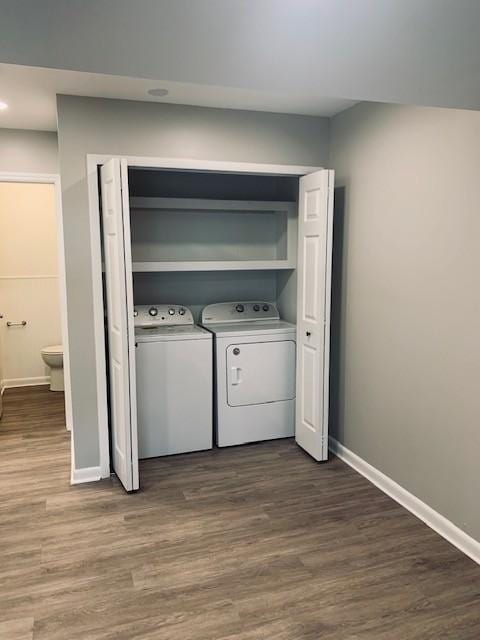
[41,345,64,392]
[41,344,63,355]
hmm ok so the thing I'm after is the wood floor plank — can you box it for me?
[0,386,479,640]
[0,617,34,640]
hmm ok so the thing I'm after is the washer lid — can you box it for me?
[202,320,296,338]
[135,325,211,342]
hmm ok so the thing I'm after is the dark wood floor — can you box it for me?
[0,386,479,640]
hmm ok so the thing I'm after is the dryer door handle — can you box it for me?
[230,366,242,386]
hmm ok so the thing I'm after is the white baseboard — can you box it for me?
[329,436,480,566]
[71,466,103,485]
[1,376,50,389]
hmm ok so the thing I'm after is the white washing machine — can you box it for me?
[134,304,212,458]
[201,301,296,447]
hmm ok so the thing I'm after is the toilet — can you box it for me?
[41,345,64,391]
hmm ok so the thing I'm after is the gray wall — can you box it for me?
[0,128,58,174]
[329,102,480,541]
[56,95,330,470]
[133,271,278,324]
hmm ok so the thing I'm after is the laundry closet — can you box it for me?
[98,158,333,492]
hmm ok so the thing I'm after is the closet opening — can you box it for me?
[95,157,333,492]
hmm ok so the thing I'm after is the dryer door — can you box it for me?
[227,340,296,407]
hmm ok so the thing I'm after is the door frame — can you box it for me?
[87,154,322,478]
[0,171,73,438]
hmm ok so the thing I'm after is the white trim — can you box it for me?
[2,376,50,388]
[0,172,60,184]
[0,172,73,437]
[329,437,480,566]
[71,465,103,485]
[88,154,321,176]
[88,154,320,480]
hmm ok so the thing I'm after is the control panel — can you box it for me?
[134,304,194,327]
[201,301,280,324]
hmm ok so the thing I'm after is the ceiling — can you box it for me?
[0,63,357,131]
[1,0,480,132]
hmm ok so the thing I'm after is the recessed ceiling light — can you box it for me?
[147,88,169,97]
[0,101,8,111]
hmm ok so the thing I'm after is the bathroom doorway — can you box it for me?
[0,173,72,461]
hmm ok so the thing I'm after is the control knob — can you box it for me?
[253,304,260,312]
[168,308,175,315]
[262,304,269,312]
[178,308,186,316]
[148,307,158,317]
[235,304,245,313]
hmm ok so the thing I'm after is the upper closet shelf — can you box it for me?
[129,197,296,213]
[132,260,295,273]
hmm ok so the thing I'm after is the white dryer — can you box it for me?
[134,304,212,458]
[201,302,296,447]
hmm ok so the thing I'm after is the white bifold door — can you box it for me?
[100,158,139,491]
[295,169,334,461]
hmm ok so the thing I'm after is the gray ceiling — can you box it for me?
[1,0,480,111]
